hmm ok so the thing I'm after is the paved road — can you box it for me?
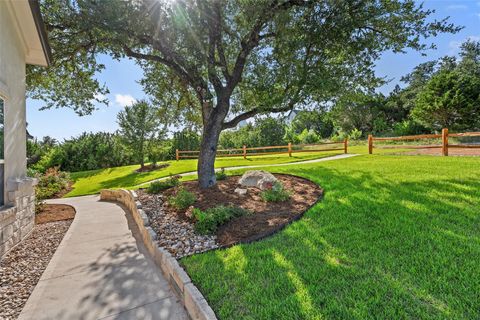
[19,195,187,320]
[137,153,359,187]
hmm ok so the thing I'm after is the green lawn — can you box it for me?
[181,155,480,319]
[66,151,341,197]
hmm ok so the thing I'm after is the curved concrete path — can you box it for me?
[137,153,358,187]
[19,195,187,320]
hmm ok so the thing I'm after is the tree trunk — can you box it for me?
[139,140,145,169]
[197,117,223,188]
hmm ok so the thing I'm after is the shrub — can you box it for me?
[393,119,427,136]
[298,128,320,144]
[330,129,348,142]
[171,130,201,156]
[348,128,363,140]
[147,175,181,193]
[260,181,291,202]
[193,206,250,235]
[147,142,172,164]
[168,187,196,210]
[34,167,72,213]
[32,132,136,172]
[215,168,227,181]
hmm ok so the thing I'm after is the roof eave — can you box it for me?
[28,0,53,66]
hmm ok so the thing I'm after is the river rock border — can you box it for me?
[100,189,217,320]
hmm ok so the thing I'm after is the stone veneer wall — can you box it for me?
[0,178,36,257]
[100,189,217,320]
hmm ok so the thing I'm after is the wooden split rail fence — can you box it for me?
[176,139,348,160]
[368,128,480,156]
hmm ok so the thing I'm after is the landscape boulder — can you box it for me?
[234,188,248,196]
[238,170,278,190]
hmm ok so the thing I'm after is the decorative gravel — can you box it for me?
[137,190,219,259]
[0,220,72,320]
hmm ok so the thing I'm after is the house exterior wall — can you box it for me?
[0,1,37,257]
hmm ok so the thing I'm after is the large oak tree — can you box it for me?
[29,0,459,187]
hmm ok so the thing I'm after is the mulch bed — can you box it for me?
[159,174,323,247]
[35,204,76,224]
[135,163,170,173]
[0,206,75,319]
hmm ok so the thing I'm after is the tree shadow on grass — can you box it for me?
[182,165,480,320]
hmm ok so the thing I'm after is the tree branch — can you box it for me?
[222,105,293,129]
[226,0,310,95]
[213,2,230,80]
[205,1,224,96]
[122,45,196,87]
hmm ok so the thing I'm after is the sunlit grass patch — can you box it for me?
[182,155,480,319]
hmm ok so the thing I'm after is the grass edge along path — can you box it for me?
[181,155,480,320]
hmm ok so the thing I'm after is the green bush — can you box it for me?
[168,187,196,210]
[330,129,348,142]
[34,167,72,213]
[298,128,320,144]
[33,132,136,172]
[193,206,250,235]
[170,130,201,156]
[260,181,291,202]
[215,168,227,181]
[393,119,427,136]
[147,142,172,164]
[147,175,181,193]
[348,128,363,140]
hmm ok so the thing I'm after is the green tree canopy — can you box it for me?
[402,40,480,131]
[117,100,162,168]
[29,0,459,187]
[412,70,480,131]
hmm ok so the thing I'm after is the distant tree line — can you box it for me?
[332,41,480,136]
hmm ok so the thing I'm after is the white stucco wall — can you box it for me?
[0,1,28,193]
[0,1,37,257]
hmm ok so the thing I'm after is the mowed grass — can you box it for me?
[66,151,340,197]
[181,155,480,319]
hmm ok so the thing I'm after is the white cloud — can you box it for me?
[114,94,136,107]
[446,4,467,10]
[449,35,480,54]
[93,93,107,101]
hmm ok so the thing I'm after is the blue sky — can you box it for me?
[27,0,480,140]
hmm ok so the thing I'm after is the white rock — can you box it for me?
[238,170,277,190]
[234,188,248,196]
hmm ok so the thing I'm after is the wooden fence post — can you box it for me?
[344,139,348,154]
[243,145,247,159]
[442,128,449,156]
[176,149,179,161]
[368,135,373,154]
[288,142,292,157]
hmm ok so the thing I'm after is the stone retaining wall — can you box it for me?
[100,189,217,320]
[0,178,36,257]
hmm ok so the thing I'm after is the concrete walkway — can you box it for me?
[19,195,187,320]
[137,153,359,187]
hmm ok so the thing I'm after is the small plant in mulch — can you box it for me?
[260,181,291,202]
[215,168,228,181]
[193,205,250,235]
[147,175,181,194]
[168,187,196,210]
